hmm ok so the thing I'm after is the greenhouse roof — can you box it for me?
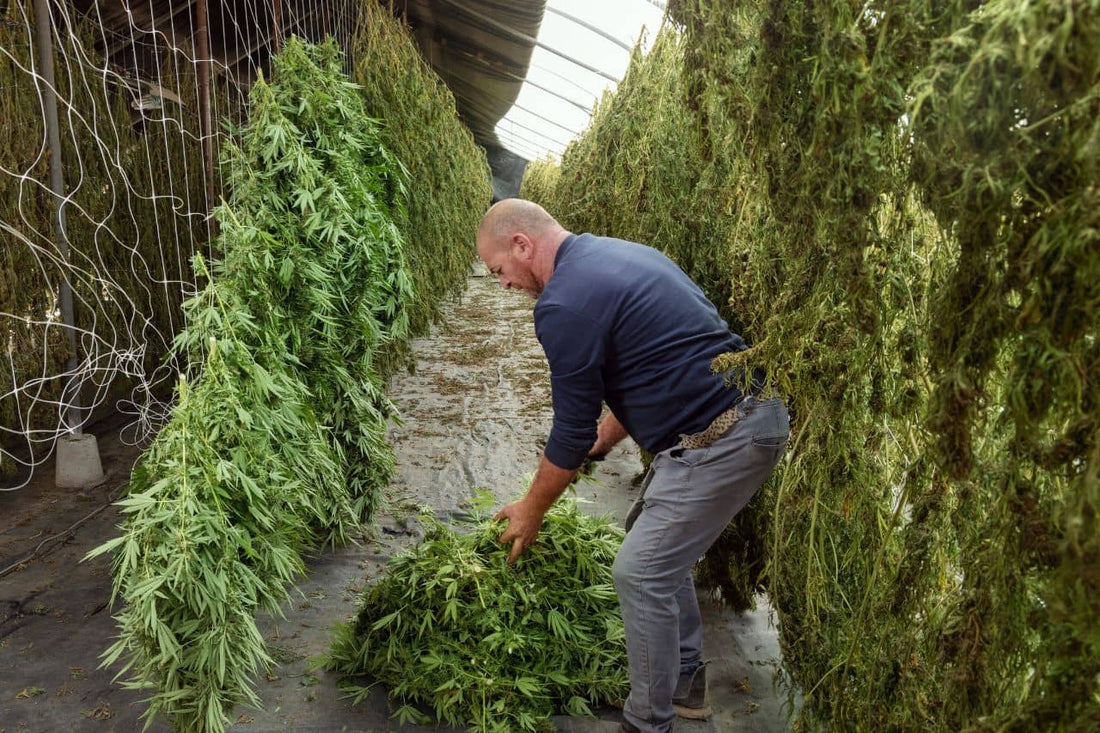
[70,0,544,148]
[65,0,664,184]
[492,0,666,162]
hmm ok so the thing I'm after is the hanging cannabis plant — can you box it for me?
[87,255,352,732]
[219,36,414,519]
[526,0,1099,729]
[349,0,493,346]
[327,495,629,733]
[88,37,414,731]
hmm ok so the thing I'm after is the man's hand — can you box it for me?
[495,453,579,564]
[493,499,547,565]
[578,451,606,477]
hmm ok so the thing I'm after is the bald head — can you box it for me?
[476,198,570,298]
[478,198,562,248]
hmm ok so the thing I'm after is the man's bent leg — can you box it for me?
[676,576,703,676]
[613,398,789,733]
[613,508,686,733]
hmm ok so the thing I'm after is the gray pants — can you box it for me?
[614,397,789,733]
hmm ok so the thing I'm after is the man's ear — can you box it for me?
[511,233,533,259]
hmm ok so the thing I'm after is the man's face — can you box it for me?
[478,234,541,298]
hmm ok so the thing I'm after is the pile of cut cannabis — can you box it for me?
[328,497,628,733]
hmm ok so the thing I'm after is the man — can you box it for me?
[478,199,789,733]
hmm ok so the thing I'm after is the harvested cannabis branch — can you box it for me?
[217,37,414,519]
[350,1,493,349]
[87,256,348,730]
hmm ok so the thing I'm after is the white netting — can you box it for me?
[0,0,360,489]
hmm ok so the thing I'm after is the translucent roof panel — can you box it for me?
[494,0,667,161]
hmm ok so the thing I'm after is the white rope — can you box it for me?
[0,0,298,489]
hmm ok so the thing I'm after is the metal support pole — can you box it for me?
[195,0,216,239]
[272,0,282,53]
[32,0,81,434]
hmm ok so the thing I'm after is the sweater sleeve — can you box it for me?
[534,303,605,470]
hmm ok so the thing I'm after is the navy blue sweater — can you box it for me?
[535,233,747,470]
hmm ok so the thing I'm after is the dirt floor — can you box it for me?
[0,267,795,732]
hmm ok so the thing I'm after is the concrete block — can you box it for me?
[55,432,105,489]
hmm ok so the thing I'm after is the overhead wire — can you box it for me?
[497,115,571,148]
[494,133,548,161]
[449,43,594,113]
[493,122,550,154]
[544,5,632,52]
[529,60,606,101]
[434,0,618,83]
[508,97,583,129]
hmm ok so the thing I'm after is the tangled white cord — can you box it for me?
[1,0,366,491]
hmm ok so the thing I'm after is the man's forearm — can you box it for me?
[495,417,629,564]
[523,453,578,513]
[494,453,578,564]
[590,412,629,456]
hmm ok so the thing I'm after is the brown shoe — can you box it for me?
[672,664,711,720]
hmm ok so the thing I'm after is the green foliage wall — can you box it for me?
[901,4,1100,727]
[517,154,560,207]
[349,1,493,346]
[524,1,1099,729]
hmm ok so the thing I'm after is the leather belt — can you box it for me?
[679,403,743,450]
[678,367,766,451]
